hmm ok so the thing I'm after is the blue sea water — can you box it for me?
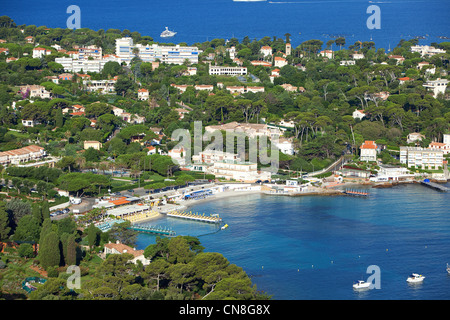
[134,183,450,300]
[3,0,450,50]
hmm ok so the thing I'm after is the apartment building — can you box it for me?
[55,57,107,73]
[210,160,271,182]
[399,146,444,170]
[192,150,240,164]
[115,37,200,65]
[78,45,102,60]
[0,145,46,166]
[209,65,247,76]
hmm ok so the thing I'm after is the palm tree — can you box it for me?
[284,33,291,44]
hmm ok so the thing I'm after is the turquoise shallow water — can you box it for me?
[135,183,450,300]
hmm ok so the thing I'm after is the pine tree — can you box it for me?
[41,201,50,221]
[40,231,61,269]
[0,201,11,240]
[66,234,77,266]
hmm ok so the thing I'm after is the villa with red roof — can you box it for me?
[360,140,378,162]
[104,240,150,266]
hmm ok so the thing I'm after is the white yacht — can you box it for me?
[353,280,371,290]
[160,27,177,38]
[406,273,425,283]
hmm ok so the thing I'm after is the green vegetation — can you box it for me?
[0,15,449,300]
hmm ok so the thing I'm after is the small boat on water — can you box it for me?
[406,273,425,283]
[160,27,177,38]
[446,263,450,274]
[221,224,229,230]
[353,280,371,290]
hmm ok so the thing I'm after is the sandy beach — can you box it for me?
[180,189,265,209]
[126,210,164,224]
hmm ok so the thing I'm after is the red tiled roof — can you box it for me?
[360,141,377,149]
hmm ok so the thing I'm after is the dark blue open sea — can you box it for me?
[3,0,450,49]
[134,183,450,300]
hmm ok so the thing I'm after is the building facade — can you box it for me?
[400,146,444,170]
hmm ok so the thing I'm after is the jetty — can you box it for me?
[344,189,369,197]
[128,225,176,237]
[421,180,449,192]
[166,211,222,224]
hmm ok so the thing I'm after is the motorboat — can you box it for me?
[160,27,176,38]
[406,273,425,283]
[446,263,450,274]
[353,280,371,290]
[221,224,229,230]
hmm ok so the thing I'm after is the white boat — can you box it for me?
[406,273,425,283]
[353,280,371,290]
[160,27,177,38]
[221,224,229,230]
[446,263,450,274]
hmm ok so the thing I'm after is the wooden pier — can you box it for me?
[421,180,449,192]
[344,189,370,197]
[128,225,176,237]
[166,211,222,224]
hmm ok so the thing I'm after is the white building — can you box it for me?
[210,160,271,182]
[428,142,450,155]
[340,60,356,66]
[115,37,200,65]
[78,45,102,60]
[352,109,366,120]
[411,45,446,57]
[192,149,240,164]
[0,145,46,166]
[352,52,365,60]
[104,241,150,266]
[205,121,281,140]
[85,80,116,94]
[21,119,39,127]
[443,134,450,145]
[423,78,448,98]
[360,140,378,162]
[260,46,272,58]
[274,137,295,155]
[226,46,236,60]
[19,85,51,99]
[400,146,444,170]
[319,50,333,59]
[273,56,287,68]
[138,88,149,100]
[55,57,107,73]
[168,147,186,166]
[209,65,247,76]
[32,47,52,58]
[407,132,425,144]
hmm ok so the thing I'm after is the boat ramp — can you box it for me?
[421,180,449,192]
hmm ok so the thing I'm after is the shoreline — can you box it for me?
[140,178,449,220]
